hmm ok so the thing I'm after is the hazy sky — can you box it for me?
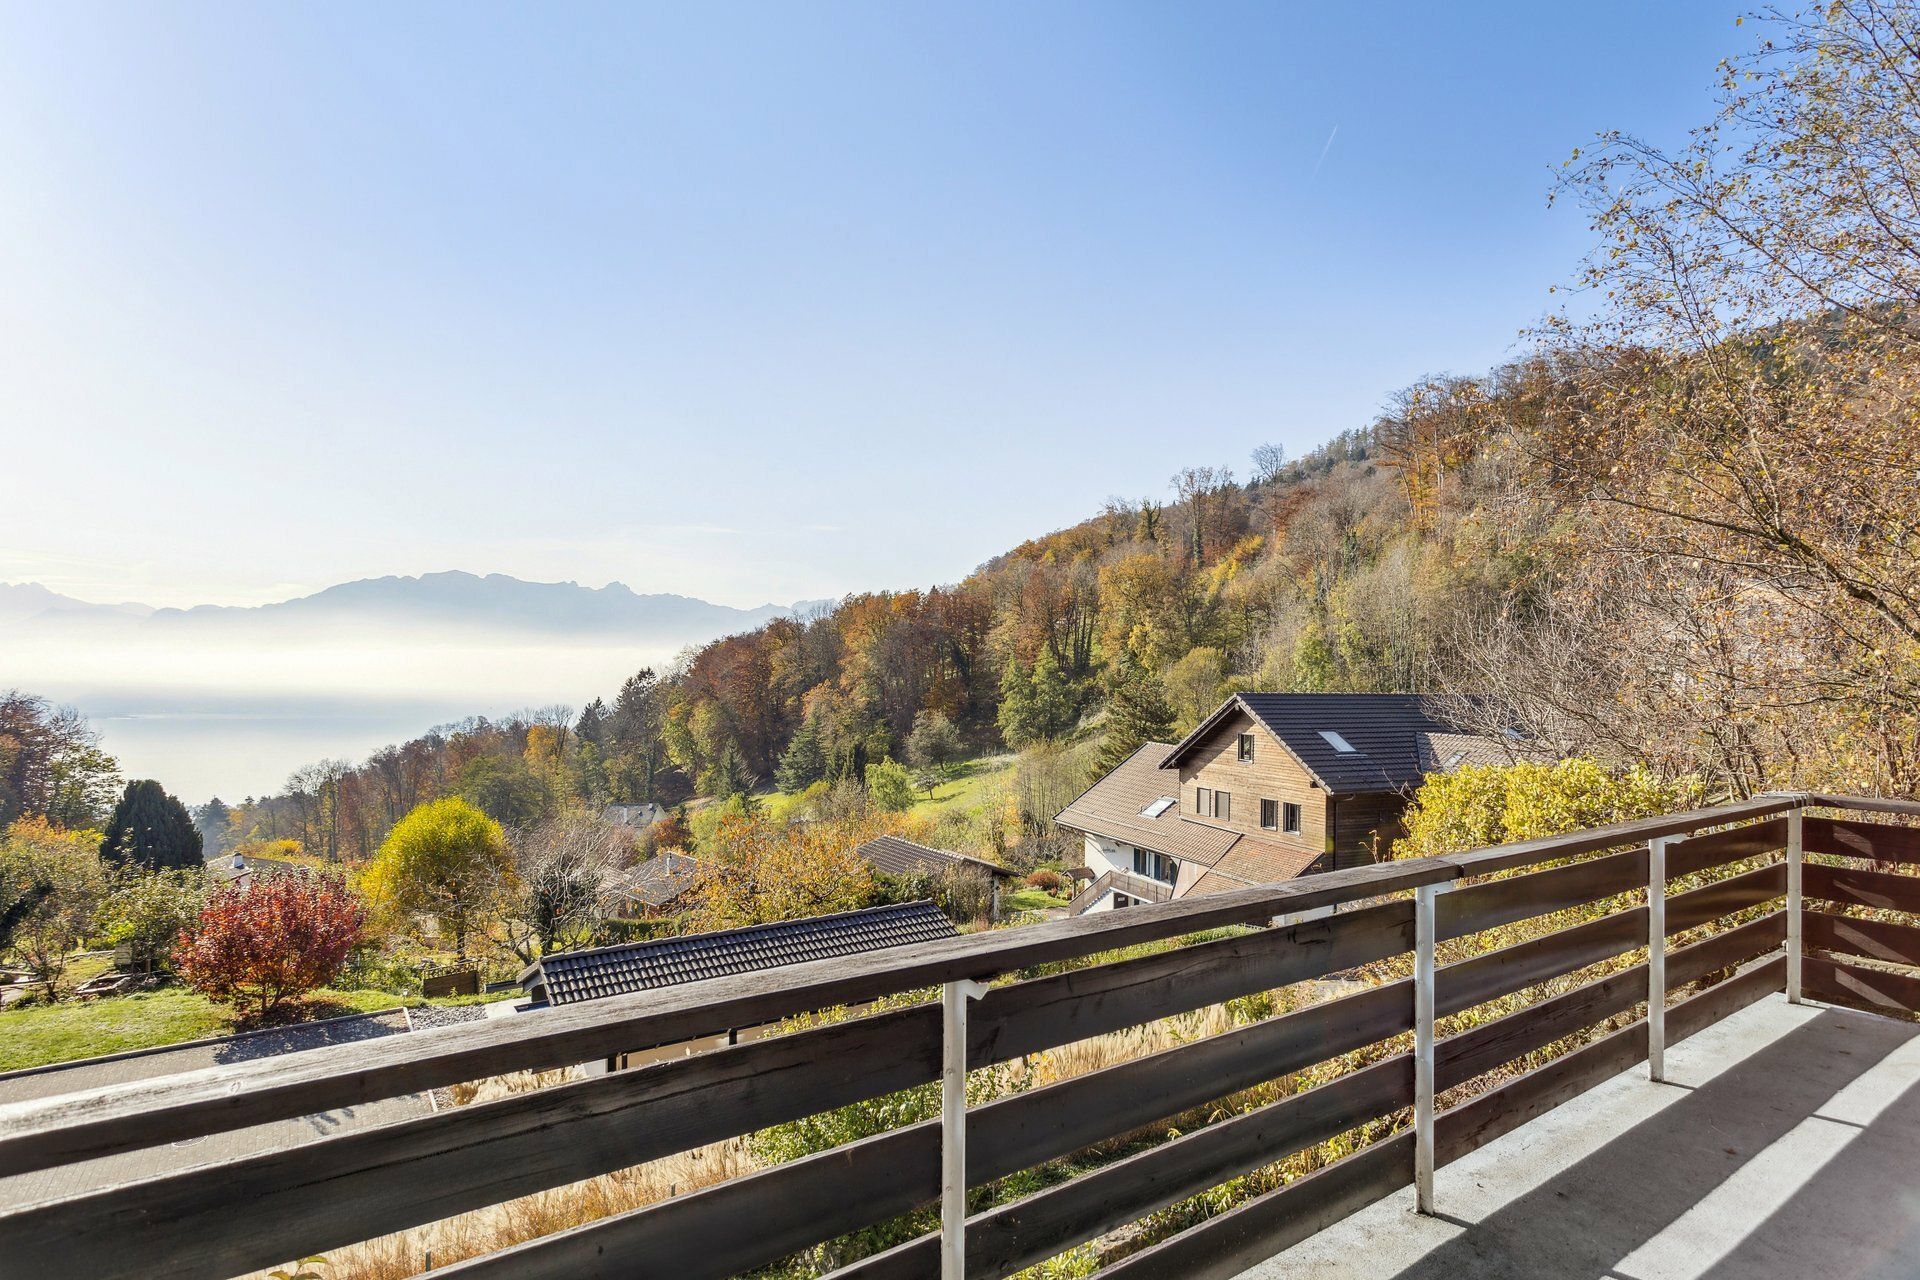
[0,3,1750,611]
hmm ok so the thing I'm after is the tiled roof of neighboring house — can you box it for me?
[1185,867,1253,897]
[1417,730,1512,773]
[602,802,663,827]
[611,852,703,910]
[1055,743,1243,866]
[856,835,1016,880]
[1208,837,1322,886]
[519,900,958,1007]
[1054,743,1322,885]
[1162,694,1504,794]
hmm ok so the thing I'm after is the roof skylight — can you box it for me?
[1318,730,1358,753]
[1140,796,1176,818]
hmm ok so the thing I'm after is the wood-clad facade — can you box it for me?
[1175,708,1332,862]
[1171,707,1415,871]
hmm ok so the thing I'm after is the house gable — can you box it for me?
[1168,708,1331,860]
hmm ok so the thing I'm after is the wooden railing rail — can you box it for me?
[2,791,1912,1280]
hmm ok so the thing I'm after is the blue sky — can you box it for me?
[0,2,1753,609]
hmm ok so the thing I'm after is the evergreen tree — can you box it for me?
[574,698,610,749]
[709,742,756,800]
[101,780,204,871]
[775,717,827,792]
[997,658,1038,747]
[1094,653,1177,776]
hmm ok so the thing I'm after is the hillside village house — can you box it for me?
[1056,693,1507,915]
[854,834,1017,919]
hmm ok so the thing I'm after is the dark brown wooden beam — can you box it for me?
[1088,1131,1415,1280]
[1804,862,1920,915]
[1805,816,1920,866]
[1436,907,1646,1017]
[1436,797,1801,877]
[0,906,1421,1280]
[1437,848,1648,941]
[1667,817,1786,878]
[437,980,1417,1280]
[833,1058,1415,1280]
[1803,954,1920,1017]
[1806,910,1920,968]
[1665,863,1785,934]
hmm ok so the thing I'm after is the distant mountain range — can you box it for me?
[0,572,833,646]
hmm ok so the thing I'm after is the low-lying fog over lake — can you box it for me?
[2,572,822,801]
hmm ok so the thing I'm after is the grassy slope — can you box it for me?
[760,753,1018,827]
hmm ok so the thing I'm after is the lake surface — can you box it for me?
[11,634,678,802]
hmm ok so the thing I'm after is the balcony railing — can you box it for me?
[0,792,1916,1280]
[1064,867,1174,914]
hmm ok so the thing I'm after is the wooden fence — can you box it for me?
[0,793,1913,1280]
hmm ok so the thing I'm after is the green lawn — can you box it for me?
[759,753,1018,824]
[1002,887,1069,914]
[0,982,512,1073]
[912,753,1017,818]
[0,988,229,1072]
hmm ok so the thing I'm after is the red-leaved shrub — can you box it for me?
[1024,868,1066,893]
[173,870,364,1022]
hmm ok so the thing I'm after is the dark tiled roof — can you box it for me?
[1163,694,1499,794]
[522,900,958,1006]
[612,852,703,909]
[1417,730,1511,773]
[857,834,1015,880]
[602,802,663,827]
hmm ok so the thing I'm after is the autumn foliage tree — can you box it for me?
[1397,760,1698,860]
[0,817,106,999]
[362,797,513,958]
[173,870,364,1022]
[684,810,889,930]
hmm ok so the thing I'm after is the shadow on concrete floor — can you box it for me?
[1377,1005,1920,1280]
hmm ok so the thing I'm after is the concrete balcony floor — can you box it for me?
[1240,993,1920,1280]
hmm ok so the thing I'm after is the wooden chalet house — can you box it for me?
[1057,692,1506,914]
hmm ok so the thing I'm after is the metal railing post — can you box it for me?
[1648,835,1667,1083]
[1414,881,1443,1215]
[941,978,989,1280]
[1787,808,1804,1004]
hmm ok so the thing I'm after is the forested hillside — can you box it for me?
[214,1,1920,864]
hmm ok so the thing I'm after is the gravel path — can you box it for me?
[406,1003,493,1032]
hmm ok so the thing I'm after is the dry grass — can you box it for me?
[247,1069,758,1280]
[1030,1002,1241,1087]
